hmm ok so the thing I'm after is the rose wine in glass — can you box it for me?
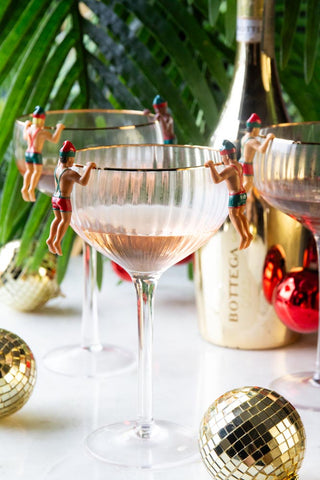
[14,110,163,377]
[71,144,229,468]
[254,122,320,410]
[83,215,214,273]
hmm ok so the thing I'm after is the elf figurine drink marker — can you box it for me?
[46,141,96,256]
[145,94,175,144]
[239,113,275,192]
[21,106,64,202]
[205,140,253,250]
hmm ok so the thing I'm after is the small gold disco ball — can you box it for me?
[0,329,36,417]
[0,240,61,311]
[199,386,305,480]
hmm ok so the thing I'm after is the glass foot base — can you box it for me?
[86,420,199,469]
[270,370,320,411]
[43,344,135,378]
[44,451,203,479]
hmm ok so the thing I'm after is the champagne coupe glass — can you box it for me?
[14,110,163,377]
[254,121,320,410]
[71,144,229,468]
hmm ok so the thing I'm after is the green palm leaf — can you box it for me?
[208,0,220,26]
[0,0,13,22]
[225,0,237,45]
[112,0,219,128]
[27,213,54,272]
[25,31,77,113]
[0,158,32,244]
[56,227,76,284]
[15,193,52,266]
[305,0,320,83]
[280,0,301,69]
[155,0,229,94]
[0,0,74,161]
[0,0,52,85]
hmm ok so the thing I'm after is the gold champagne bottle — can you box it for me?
[194,0,308,349]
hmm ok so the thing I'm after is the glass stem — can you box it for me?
[313,233,320,382]
[81,242,102,353]
[132,274,159,438]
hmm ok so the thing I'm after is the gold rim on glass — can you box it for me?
[261,121,320,145]
[74,144,221,171]
[16,109,158,130]
[263,120,320,128]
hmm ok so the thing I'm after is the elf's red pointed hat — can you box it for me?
[32,105,46,119]
[246,113,261,128]
[219,139,236,156]
[59,141,76,158]
[153,94,167,109]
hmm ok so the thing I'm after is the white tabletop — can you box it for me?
[0,255,318,480]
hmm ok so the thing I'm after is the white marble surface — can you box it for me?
[0,255,318,479]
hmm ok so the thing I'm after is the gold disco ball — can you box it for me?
[0,329,36,417]
[199,386,305,480]
[0,240,61,311]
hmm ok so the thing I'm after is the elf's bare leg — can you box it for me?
[21,164,34,201]
[47,210,61,254]
[28,164,43,202]
[53,211,72,256]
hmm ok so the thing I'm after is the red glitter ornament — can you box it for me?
[111,254,194,282]
[111,262,131,282]
[262,245,286,304]
[272,268,318,333]
[176,253,194,265]
[272,237,319,333]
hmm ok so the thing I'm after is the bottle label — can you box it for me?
[228,247,240,322]
[195,223,296,349]
[236,18,262,43]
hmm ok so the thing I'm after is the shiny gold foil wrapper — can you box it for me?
[204,0,301,349]
[0,329,36,417]
[194,194,303,349]
[238,0,264,19]
[199,386,305,480]
[0,240,61,311]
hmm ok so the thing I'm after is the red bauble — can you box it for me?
[272,268,319,333]
[111,261,131,282]
[176,253,194,265]
[111,254,194,282]
[262,245,286,303]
